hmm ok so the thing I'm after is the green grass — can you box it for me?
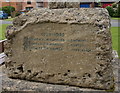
[5,18,14,21]
[112,17,120,20]
[111,27,120,57]
[0,24,10,40]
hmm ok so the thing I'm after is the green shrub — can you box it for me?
[113,4,120,17]
[106,6,115,17]
[117,4,120,17]
[2,6,15,16]
[112,3,117,8]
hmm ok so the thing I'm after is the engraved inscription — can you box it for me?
[23,32,94,52]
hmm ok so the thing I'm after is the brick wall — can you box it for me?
[44,2,48,8]
[22,0,36,10]
[0,1,22,11]
[0,0,36,11]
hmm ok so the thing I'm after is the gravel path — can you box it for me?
[111,19,120,27]
[0,20,12,25]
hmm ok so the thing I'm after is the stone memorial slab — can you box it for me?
[4,8,114,90]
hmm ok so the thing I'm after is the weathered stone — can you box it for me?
[5,8,114,90]
[48,2,79,9]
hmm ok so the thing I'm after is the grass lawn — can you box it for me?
[5,18,14,21]
[111,27,120,57]
[0,24,10,40]
[112,17,120,20]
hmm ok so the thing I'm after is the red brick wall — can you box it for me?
[0,0,37,11]
[22,1,36,10]
[0,2,22,11]
[44,2,48,8]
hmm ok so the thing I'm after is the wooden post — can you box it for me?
[0,39,7,53]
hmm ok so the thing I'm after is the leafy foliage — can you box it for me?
[112,3,117,8]
[106,6,115,17]
[117,4,120,17]
[1,6,15,16]
[106,3,120,17]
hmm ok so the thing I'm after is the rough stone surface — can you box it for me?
[1,57,119,92]
[48,2,80,9]
[4,8,114,90]
[1,65,100,92]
